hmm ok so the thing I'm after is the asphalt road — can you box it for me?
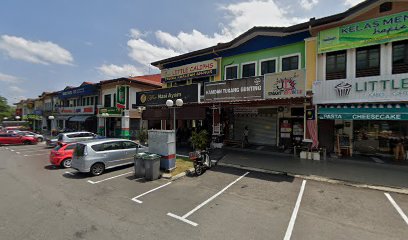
[0,143,407,240]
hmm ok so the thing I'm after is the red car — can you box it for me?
[49,143,75,168]
[0,133,38,145]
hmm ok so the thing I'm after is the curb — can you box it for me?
[218,162,408,195]
[162,167,195,181]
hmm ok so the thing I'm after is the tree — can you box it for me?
[0,96,14,121]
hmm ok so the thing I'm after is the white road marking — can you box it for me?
[16,149,50,154]
[131,182,172,204]
[284,180,307,240]
[10,149,15,152]
[23,153,48,157]
[371,157,385,164]
[88,171,135,184]
[65,171,75,176]
[385,193,408,226]
[167,171,250,227]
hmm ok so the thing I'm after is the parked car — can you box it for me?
[57,131,98,144]
[49,143,76,168]
[16,131,44,142]
[0,133,38,145]
[71,139,148,176]
[46,137,59,148]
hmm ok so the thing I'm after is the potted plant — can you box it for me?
[190,130,209,150]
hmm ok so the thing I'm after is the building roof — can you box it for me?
[99,74,162,87]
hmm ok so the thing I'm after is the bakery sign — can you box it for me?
[161,59,218,82]
[264,69,305,99]
[204,76,264,102]
[313,74,408,104]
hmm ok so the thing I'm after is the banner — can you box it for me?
[59,84,97,99]
[264,69,305,99]
[116,85,128,109]
[135,84,200,106]
[161,59,218,82]
[318,11,408,53]
[204,76,264,102]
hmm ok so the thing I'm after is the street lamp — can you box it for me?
[137,107,146,139]
[15,116,20,120]
[101,113,109,137]
[48,116,55,136]
[3,117,8,121]
[166,99,183,155]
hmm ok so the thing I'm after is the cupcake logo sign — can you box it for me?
[335,82,352,97]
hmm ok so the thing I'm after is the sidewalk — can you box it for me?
[218,149,408,189]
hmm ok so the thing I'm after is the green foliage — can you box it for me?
[138,128,148,144]
[191,130,209,150]
[0,96,14,121]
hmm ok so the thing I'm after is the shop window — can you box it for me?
[90,97,94,105]
[113,94,116,107]
[326,50,347,80]
[241,62,256,78]
[260,59,276,75]
[282,55,299,71]
[82,98,86,106]
[104,94,111,107]
[392,40,408,74]
[225,65,238,80]
[356,45,380,78]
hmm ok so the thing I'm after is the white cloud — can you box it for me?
[0,35,74,65]
[124,0,307,68]
[9,85,25,94]
[344,0,364,7]
[0,72,22,83]
[97,64,144,78]
[300,0,319,10]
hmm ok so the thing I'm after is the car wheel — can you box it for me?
[37,137,43,142]
[90,163,105,176]
[23,140,31,145]
[61,158,72,168]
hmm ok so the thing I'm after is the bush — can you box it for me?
[191,130,208,150]
[138,129,148,144]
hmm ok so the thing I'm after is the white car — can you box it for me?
[17,131,44,142]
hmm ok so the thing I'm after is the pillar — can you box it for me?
[98,117,105,136]
[121,110,130,139]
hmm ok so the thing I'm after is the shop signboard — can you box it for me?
[116,85,128,109]
[99,107,122,115]
[313,74,408,104]
[204,76,264,102]
[264,69,305,99]
[135,84,200,107]
[318,105,408,120]
[161,59,218,82]
[58,106,95,115]
[319,113,408,120]
[59,84,97,99]
[318,11,408,53]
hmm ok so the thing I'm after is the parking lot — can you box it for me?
[0,144,407,240]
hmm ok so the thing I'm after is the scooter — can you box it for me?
[190,148,217,176]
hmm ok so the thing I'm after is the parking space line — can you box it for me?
[16,149,50,154]
[87,171,135,184]
[284,180,307,240]
[167,171,250,227]
[371,157,385,164]
[23,153,48,157]
[131,182,172,204]
[385,193,408,226]
[64,171,76,176]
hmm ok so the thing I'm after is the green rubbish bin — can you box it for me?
[144,154,161,181]
[134,152,147,178]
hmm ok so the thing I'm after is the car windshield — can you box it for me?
[54,145,63,151]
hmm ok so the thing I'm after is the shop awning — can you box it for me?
[68,115,94,122]
[318,104,408,120]
[55,116,72,121]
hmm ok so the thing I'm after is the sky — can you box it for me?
[0,0,365,104]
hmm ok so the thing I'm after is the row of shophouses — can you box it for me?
[15,0,408,157]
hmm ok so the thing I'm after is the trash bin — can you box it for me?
[134,152,147,178]
[144,153,161,181]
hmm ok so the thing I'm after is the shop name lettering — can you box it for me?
[62,88,85,96]
[341,14,408,35]
[321,114,402,120]
[206,85,261,95]
[165,70,215,81]
[353,79,408,97]
[145,92,183,101]
[269,78,302,96]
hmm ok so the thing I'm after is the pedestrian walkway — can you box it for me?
[218,149,408,189]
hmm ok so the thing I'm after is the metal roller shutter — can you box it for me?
[234,115,277,146]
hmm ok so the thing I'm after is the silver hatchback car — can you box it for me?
[71,139,148,176]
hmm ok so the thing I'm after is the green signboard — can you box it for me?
[318,106,408,120]
[116,85,128,109]
[99,107,122,115]
[318,11,408,53]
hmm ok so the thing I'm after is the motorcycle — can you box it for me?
[189,148,217,176]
